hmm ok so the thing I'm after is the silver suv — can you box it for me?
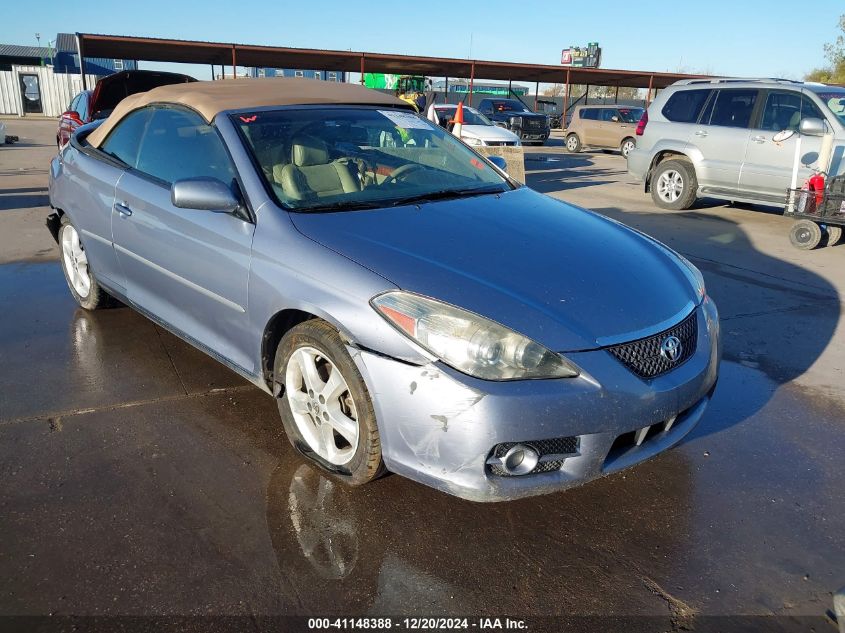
[627,78,845,210]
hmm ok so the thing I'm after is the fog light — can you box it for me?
[502,444,539,476]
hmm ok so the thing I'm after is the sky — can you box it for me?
[4,0,843,82]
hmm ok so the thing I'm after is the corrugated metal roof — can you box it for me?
[0,44,51,59]
[56,33,77,53]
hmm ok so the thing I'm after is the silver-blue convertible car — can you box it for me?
[48,79,720,501]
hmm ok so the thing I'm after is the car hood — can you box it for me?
[461,125,520,142]
[290,188,698,352]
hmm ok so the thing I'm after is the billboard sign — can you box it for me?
[561,42,601,68]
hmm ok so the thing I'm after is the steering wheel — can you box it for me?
[381,163,425,186]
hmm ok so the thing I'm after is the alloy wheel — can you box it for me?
[656,170,684,203]
[61,224,91,298]
[285,346,360,466]
[622,140,635,157]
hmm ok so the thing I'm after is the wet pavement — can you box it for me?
[1,121,844,630]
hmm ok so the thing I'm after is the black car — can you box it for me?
[476,98,550,145]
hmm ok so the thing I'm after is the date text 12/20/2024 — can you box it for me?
[308,618,528,630]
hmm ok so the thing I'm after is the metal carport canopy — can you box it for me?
[77,33,704,89]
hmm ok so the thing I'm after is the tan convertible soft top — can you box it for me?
[87,77,411,147]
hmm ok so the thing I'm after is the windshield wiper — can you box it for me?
[296,200,387,213]
[388,186,505,207]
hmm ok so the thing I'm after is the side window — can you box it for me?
[581,109,599,120]
[600,108,617,122]
[800,95,824,122]
[100,109,153,167]
[708,89,758,128]
[760,92,802,131]
[135,108,236,185]
[662,89,712,123]
[68,94,80,114]
[77,93,89,122]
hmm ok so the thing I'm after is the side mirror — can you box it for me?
[171,177,239,213]
[611,116,619,122]
[798,117,826,137]
[487,155,508,173]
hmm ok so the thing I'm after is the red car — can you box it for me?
[57,70,196,149]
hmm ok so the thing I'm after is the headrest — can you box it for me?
[291,136,329,166]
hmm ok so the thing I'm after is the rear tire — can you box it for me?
[58,216,110,310]
[274,319,384,486]
[565,134,582,153]
[824,225,842,247]
[620,137,636,158]
[789,220,823,250]
[650,159,697,210]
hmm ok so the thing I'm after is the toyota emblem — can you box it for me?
[660,335,683,362]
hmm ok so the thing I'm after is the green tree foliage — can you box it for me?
[806,14,845,84]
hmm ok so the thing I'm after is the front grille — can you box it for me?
[485,141,516,146]
[522,118,544,131]
[608,311,698,379]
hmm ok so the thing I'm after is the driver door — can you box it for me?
[111,106,256,372]
[740,90,825,201]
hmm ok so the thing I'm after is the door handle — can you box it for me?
[752,135,767,144]
[694,130,708,137]
[114,202,133,217]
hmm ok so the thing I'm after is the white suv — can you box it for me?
[627,78,845,210]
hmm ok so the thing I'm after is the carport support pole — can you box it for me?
[534,81,539,110]
[647,75,654,105]
[468,62,475,106]
[75,33,87,91]
[231,46,237,79]
[360,55,365,85]
[562,69,570,130]
[615,85,619,104]
[508,79,512,98]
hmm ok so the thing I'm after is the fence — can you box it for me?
[0,66,100,118]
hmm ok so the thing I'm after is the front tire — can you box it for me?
[650,159,697,210]
[59,216,110,310]
[789,220,822,250]
[274,319,384,486]
[824,225,842,247]
[565,133,582,153]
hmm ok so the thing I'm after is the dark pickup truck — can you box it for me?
[476,98,550,145]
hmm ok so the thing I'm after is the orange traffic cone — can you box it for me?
[451,101,465,140]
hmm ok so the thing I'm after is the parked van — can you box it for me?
[565,105,645,157]
[627,78,845,210]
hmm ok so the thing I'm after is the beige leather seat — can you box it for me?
[274,136,360,200]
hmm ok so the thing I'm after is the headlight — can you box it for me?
[676,253,706,301]
[509,116,523,127]
[463,136,483,146]
[371,291,579,380]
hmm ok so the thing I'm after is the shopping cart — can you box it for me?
[784,177,845,250]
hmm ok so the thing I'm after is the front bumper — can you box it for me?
[351,299,720,502]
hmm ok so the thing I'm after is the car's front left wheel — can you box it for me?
[274,319,384,485]
[59,216,110,310]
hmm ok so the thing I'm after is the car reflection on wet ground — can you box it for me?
[0,122,843,630]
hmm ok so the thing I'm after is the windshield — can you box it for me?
[490,100,531,113]
[435,107,493,126]
[809,88,845,125]
[234,107,510,212]
[617,107,645,123]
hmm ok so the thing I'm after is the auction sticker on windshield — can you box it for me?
[378,110,431,130]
